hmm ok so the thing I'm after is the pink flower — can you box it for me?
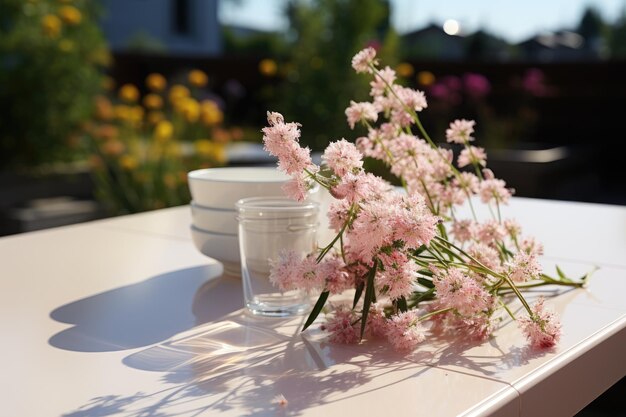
[446,119,476,144]
[377,253,418,300]
[467,243,502,272]
[277,144,312,175]
[520,236,544,256]
[508,252,542,282]
[266,111,284,126]
[453,172,480,193]
[479,178,513,204]
[392,194,439,248]
[476,220,506,245]
[272,394,288,407]
[347,200,394,260]
[518,297,561,349]
[385,310,425,352]
[319,255,352,294]
[458,146,487,168]
[393,85,428,112]
[282,175,309,202]
[451,219,476,243]
[504,219,522,239]
[323,305,360,344]
[327,199,352,232]
[351,47,378,73]
[331,172,371,203]
[269,249,303,292]
[322,139,364,177]
[370,66,396,96]
[345,101,378,129]
[366,303,388,339]
[463,73,491,98]
[433,267,494,316]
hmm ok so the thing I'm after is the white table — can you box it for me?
[1,198,625,416]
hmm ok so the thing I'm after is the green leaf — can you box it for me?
[302,290,330,332]
[413,245,427,256]
[352,281,365,309]
[412,288,435,306]
[417,277,434,288]
[397,296,408,312]
[360,262,378,340]
[417,269,433,277]
[556,265,567,280]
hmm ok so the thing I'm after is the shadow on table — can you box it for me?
[63,312,435,417]
[60,284,579,416]
[48,263,242,352]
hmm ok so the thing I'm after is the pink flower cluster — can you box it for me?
[518,297,562,348]
[261,47,568,354]
[323,304,425,352]
[262,112,317,202]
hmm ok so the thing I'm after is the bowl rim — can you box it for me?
[190,224,238,237]
[190,200,236,212]
[188,167,288,184]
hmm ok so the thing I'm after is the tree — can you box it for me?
[0,0,109,168]
[275,0,398,150]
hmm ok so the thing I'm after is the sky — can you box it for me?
[220,0,625,42]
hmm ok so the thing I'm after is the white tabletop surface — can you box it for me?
[1,197,625,417]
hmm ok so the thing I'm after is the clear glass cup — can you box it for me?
[236,197,319,317]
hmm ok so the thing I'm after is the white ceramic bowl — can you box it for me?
[190,201,237,235]
[188,167,290,209]
[190,226,240,275]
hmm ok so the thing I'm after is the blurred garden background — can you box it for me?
[1,0,626,236]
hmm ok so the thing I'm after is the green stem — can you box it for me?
[418,307,454,322]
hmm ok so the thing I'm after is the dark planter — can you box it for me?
[0,165,105,236]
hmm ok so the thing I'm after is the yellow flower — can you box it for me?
[147,111,165,125]
[94,95,113,120]
[143,94,163,110]
[129,106,144,125]
[396,62,414,78]
[188,69,208,87]
[200,100,223,126]
[258,59,278,77]
[168,84,190,104]
[58,39,74,53]
[154,120,174,143]
[146,73,167,92]
[41,14,62,38]
[178,97,200,122]
[119,155,138,171]
[195,139,226,163]
[113,104,132,121]
[417,70,436,86]
[93,124,118,141]
[118,84,140,103]
[58,5,82,25]
[101,140,125,156]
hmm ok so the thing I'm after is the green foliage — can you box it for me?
[276,0,398,150]
[0,0,109,168]
[222,26,287,57]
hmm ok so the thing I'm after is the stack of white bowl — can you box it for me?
[188,167,293,275]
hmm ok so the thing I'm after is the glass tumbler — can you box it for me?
[236,197,319,317]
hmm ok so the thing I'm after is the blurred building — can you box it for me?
[100,0,222,55]
[517,31,596,62]
[402,23,465,60]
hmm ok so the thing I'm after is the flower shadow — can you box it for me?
[63,311,433,416]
